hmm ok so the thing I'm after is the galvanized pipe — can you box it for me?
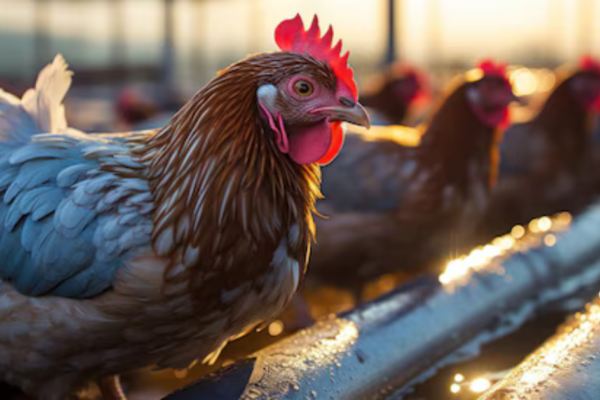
[167,206,600,400]
[480,297,600,400]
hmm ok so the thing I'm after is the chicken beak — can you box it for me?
[311,102,371,129]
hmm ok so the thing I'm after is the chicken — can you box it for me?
[481,57,600,238]
[0,15,369,400]
[307,60,517,298]
[116,89,185,132]
[360,62,424,125]
[115,88,160,130]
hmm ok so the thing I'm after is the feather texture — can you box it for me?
[0,50,329,400]
[0,55,71,143]
[310,80,501,293]
[0,132,154,298]
[0,55,154,299]
[479,70,600,239]
[321,132,414,211]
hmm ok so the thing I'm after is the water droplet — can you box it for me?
[356,349,367,363]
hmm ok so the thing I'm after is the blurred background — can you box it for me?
[0,0,598,131]
[1,1,600,399]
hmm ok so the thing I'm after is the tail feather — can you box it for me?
[0,54,72,143]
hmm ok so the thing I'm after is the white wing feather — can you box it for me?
[0,54,73,144]
[22,54,72,134]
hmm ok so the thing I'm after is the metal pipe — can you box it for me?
[166,206,600,400]
[384,0,396,65]
[34,0,50,72]
[480,297,600,400]
[111,0,125,67]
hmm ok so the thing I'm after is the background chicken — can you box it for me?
[0,14,369,400]
[359,62,424,126]
[306,61,517,300]
[480,57,600,239]
[115,88,160,130]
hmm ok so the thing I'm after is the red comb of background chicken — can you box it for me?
[401,66,419,80]
[275,14,357,100]
[392,62,427,93]
[475,59,512,126]
[477,59,510,83]
[390,62,422,85]
[581,55,600,74]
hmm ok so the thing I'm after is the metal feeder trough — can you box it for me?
[166,205,600,400]
[480,297,600,399]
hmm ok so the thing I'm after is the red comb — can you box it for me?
[393,62,426,86]
[476,59,511,87]
[477,59,508,79]
[390,62,418,80]
[275,14,357,100]
[118,88,141,108]
[581,55,600,74]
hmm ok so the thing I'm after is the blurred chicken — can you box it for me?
[480,57,600,238]
[0,15,369,400]
[589,82,600,185]
[307,60,518,298]
[360,62,424,125]
[115,88,160,130]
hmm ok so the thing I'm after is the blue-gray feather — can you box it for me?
[320,133,411,212]
[0,139,148,298]
[0,55,156,299]
[498,123,549,179]
[56,163,95,187]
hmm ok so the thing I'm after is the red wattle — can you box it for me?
[501,108,510,128]
[317,122,344,165]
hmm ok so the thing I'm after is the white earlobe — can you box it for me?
[466,86,480,105]
[257,84,278,112]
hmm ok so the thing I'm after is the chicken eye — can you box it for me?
[293,80,314,97]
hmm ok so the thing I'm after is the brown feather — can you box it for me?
[477,71,600,240]
[134,53,334,303]
[532,72,595,174]
[393,81,499,233]
[309,80,499,290]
